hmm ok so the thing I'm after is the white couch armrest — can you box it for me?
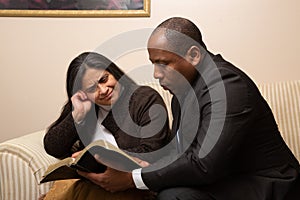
[0,130,58,200]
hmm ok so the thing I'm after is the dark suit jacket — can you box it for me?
[142,51,300,199]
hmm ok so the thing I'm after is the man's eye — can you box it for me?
[157,63,167,67]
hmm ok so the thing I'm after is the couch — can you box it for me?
[0,80,299,200]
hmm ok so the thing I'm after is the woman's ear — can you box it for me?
[186,46,201,66]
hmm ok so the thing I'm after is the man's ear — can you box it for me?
[186,46,201,66]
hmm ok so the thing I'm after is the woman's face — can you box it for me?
[81,68,121,106]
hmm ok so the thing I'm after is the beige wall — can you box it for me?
[0,0,299,142]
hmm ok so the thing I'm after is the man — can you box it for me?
[79,17,300,200]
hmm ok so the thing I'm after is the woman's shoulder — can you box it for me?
[125,84,164,105]
[133,84,161,97]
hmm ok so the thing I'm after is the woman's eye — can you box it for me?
[86,85,97,93]
[98,74,109,83]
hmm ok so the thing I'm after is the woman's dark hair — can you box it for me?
[47,52,136,131]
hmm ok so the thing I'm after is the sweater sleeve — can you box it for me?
[124,86,171,163]
[43,113,82,159]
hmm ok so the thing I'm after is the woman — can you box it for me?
[42,52,170,200]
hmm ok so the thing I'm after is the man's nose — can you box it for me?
[153,65,164,80]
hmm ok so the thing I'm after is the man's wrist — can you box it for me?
[132,168,149,190]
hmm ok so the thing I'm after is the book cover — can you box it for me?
[40,140,140,183]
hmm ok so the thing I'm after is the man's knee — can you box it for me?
[156,187,213,200]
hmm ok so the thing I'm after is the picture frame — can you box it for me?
[0,0,150,17]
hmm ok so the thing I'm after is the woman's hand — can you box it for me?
[71,91,92,124]
[71,150,83,158]
[131,157,150,167]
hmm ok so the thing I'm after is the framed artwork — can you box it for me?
[0,0,150,17]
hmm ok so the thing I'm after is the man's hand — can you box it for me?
[77,156,150,192]
[77,167,135,193]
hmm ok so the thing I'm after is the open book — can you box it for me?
[40,139,141,183]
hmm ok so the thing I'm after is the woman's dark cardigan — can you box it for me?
[44,84,171,163]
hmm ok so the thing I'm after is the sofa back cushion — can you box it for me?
[258,80,300,161]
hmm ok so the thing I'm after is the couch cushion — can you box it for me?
[258,80,300,161]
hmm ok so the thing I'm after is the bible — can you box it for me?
[40,139,141,183]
